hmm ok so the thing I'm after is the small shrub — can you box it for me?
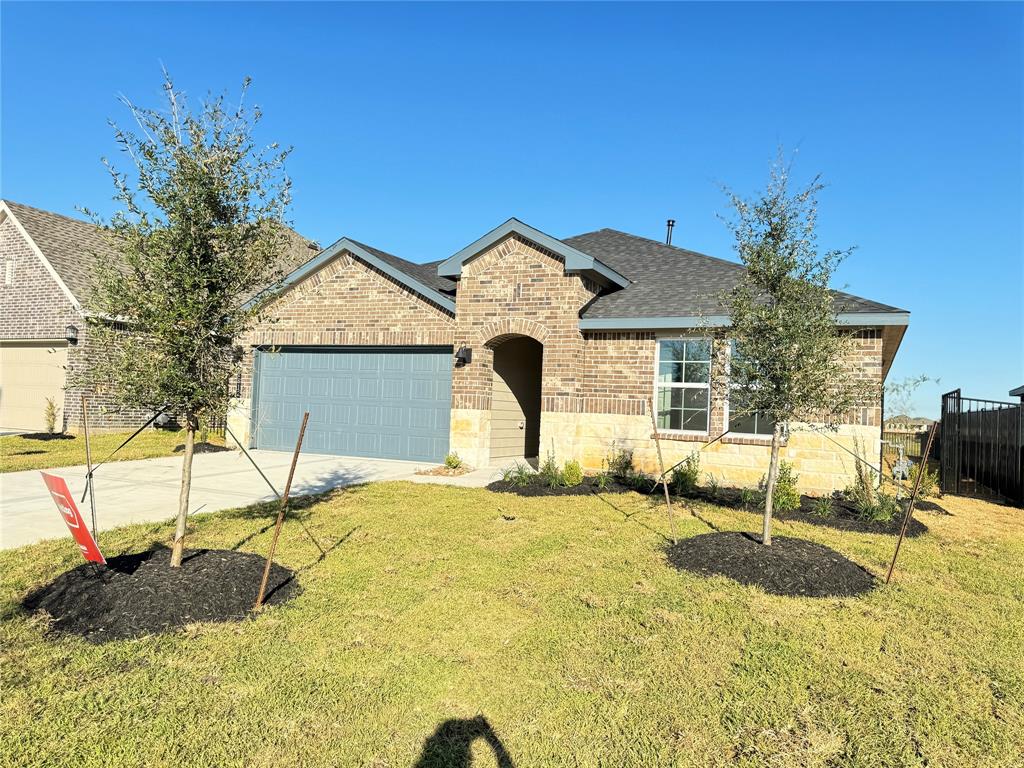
[739,487,759,510]
[811,495,834,518]
[594,471,610,491]
[444,452,463,470]
[859,491,901,522]
[627,470,652,492]
[846,481,902,523]
[671,453,700,496]
[760,461,800,513]
[704,473,720,499]
[562,460,583,487]
[502,462,533,487]
[906,462,939,499]
[539,449,563,488]
[606,446,634,479]
[44,398,59,434]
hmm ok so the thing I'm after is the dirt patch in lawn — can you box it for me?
[22,547,297,643]
[665,532,876,597]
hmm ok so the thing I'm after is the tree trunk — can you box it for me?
[170,413,197,567]
[762,422,784,546]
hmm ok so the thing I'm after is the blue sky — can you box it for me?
[2,2,1021,416]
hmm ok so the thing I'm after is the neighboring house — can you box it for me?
[0,199,318,433]
[230,218,909,494]
[884,415,936,432]
[1010,385,1024,403]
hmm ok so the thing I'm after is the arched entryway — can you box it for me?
[489,336,543,463]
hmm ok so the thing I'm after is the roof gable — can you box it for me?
[264,237,456,313]
[1,199,117,308]
[2,199,318,308]
[436,218,630,289]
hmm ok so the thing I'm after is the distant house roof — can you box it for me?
[1010,385,1024,398]
[886,415,935,426]
[1,199,318,307]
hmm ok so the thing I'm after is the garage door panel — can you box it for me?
[254,346,452,463]
[309,377,330,398]
[330,378,353,398]
[0,342,68,432]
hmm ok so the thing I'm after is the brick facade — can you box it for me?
[228,228,888,494]
[450,234,599,410]
[227,248,457,445]
[0,215,154,432]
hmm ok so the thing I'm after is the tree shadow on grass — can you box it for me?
[414,716,515,768]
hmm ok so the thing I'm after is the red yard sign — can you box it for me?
[40,472,105,564]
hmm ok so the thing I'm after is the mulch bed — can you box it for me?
[416,465,471,477]
[174,441,232,455]
[22,547,298,643]
[486,476,638,497]
[682,487,930,537]
[665,532,876,597]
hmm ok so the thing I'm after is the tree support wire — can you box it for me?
[226,421,326,557]
[80,407,166,504]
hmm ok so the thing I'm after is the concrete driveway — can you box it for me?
[0,449,438,550]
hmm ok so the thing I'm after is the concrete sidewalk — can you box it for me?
[0,449,444,550]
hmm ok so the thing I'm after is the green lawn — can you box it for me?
[0,429,225,473]
[1,484,1022,767]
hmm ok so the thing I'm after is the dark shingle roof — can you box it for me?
[348,238,456,296]
[564,228,907,319]
[4,199,319,305]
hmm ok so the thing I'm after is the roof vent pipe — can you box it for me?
[665,219,675,245]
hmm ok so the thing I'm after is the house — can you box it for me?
[883,415,935,432]
[229,218,909,494]
[0,200,318,433]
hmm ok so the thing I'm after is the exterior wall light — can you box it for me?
[455,346,472,365]
[65,324,79,345]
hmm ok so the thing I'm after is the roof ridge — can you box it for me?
[582,227,746,270]
[3,199,100,229]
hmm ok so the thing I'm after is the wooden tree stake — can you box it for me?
[886,422,939,584]
[81,396,99,542]
[649,398,678,544]
[254,411,309,610]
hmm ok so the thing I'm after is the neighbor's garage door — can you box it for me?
[253,346,452,462]
[0,341,68,432]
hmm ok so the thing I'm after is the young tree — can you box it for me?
[721,154,865,545]
[84,73,292,566]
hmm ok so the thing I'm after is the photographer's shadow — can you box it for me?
[413,716,515,768]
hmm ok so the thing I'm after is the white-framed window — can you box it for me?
[726,341,776,437]
[654,338,712,433]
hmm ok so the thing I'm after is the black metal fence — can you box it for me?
[940,389,1023,505]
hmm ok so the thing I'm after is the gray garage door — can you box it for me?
[253,346,452,462]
